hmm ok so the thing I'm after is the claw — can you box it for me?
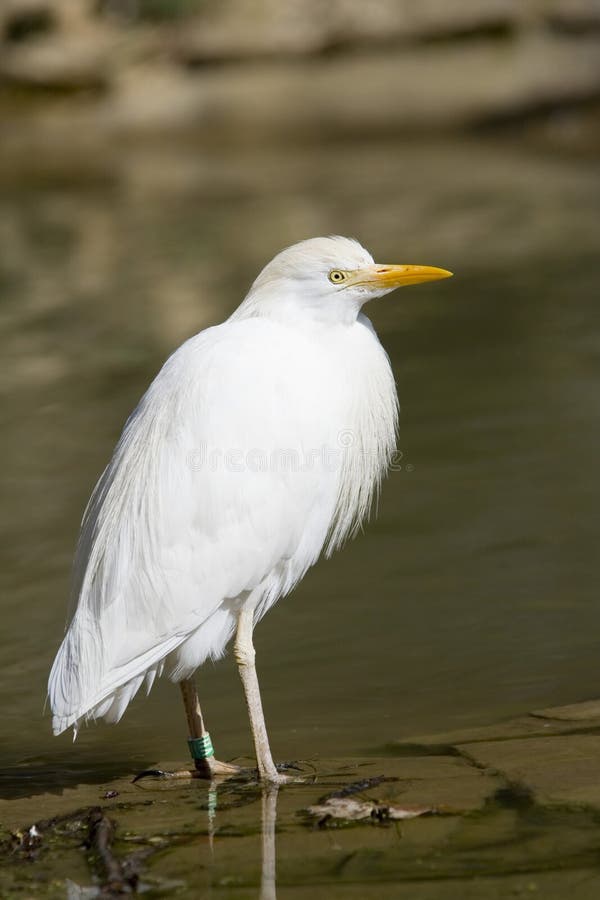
[132,768,176,783]
[276,760,303,772]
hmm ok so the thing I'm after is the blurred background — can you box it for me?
[1,0,600,786]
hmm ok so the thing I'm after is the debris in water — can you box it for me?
[306,797,435,825]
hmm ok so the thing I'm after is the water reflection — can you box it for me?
[260,786,278,900]
[203,780,279,899]
[57,775,282,897]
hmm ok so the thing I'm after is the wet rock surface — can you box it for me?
[4,701,600,897]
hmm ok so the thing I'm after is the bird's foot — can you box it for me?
[263,771,293,786]
[258,760,305,785]
[195,756,243,778]
[132,757,244,783]
[133,758,306,785]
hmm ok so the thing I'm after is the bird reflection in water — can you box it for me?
[202,780,280,900]
[260,787,278,900]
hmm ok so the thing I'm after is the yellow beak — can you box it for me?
[353,264,453,289]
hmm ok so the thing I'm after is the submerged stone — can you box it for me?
[458,734,600,808]
[532,698,600,722]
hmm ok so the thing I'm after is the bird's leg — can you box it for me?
[133,679,243,782]
[235,607,287,784]
[179,678,242,778]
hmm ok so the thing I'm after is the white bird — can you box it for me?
[48,236,451,783]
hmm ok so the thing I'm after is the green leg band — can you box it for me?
[188,733,215,761]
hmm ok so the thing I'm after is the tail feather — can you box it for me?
[102,673,145,724]
[48,607,235,735]
[49,626,186,735]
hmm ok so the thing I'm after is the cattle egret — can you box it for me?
[48,236,452,783]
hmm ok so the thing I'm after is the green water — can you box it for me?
[1,136,599,801]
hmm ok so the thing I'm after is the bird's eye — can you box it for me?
[329,270,346,283]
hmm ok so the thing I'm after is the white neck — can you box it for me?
[231,281,363,328]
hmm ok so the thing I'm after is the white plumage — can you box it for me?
[48,236,451,778]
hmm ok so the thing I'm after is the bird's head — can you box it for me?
[240,236,452,325]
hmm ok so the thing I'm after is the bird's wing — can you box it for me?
[49,318,341,732]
